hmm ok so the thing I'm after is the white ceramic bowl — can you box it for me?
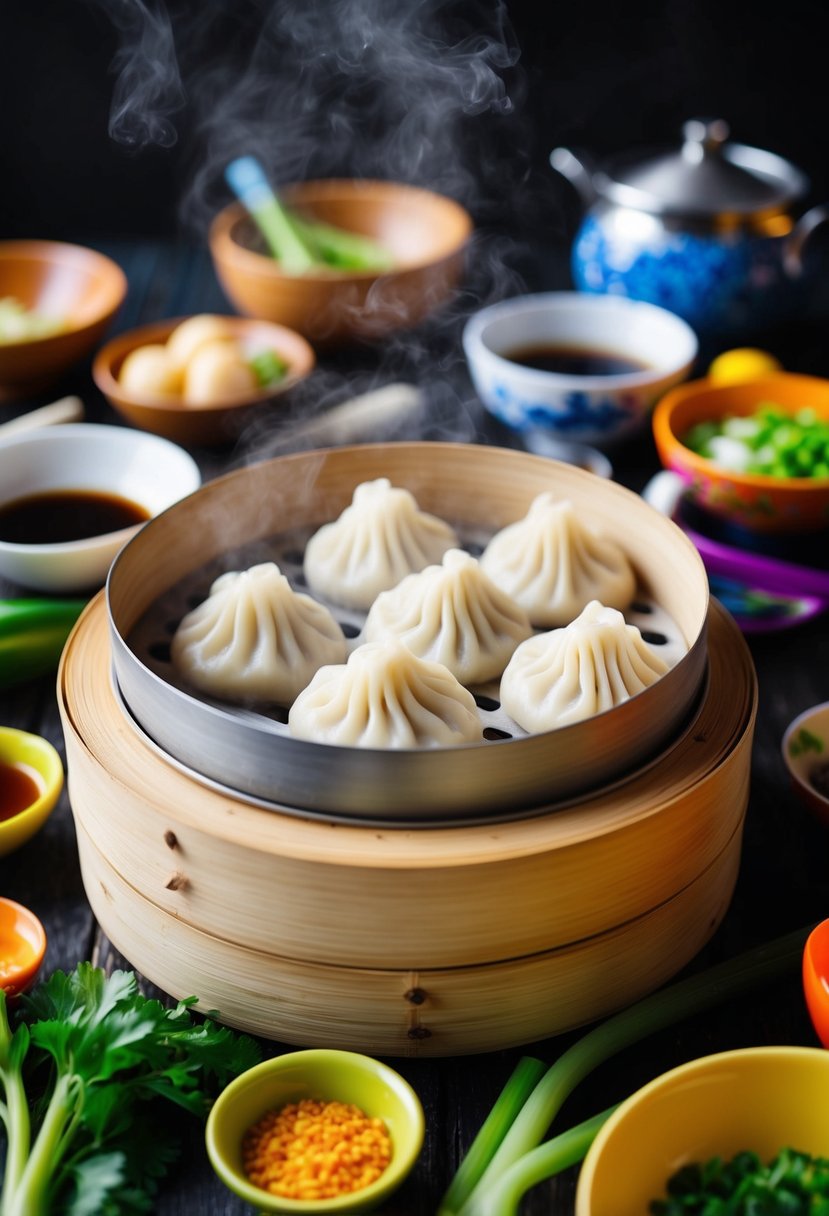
[463,292,698,446]
[0,424,201,593]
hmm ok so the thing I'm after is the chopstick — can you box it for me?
[0,395,85,438]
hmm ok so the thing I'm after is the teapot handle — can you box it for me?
[784,203,829,278]
[549,147,598,207]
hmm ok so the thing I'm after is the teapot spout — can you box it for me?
[549,146,598,206]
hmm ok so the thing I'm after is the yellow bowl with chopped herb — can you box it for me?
[576,1046,829,1216]
[93,315,316,448]
[206,1049,424,1214]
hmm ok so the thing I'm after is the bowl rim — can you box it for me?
[0,238,128,350]
[576,1044,829,1213]
[462,291,699,390]
[653,371,829,491]
[0,726,64,830]
[92,314,317,416]
[0,423,202,555]
[782,700,829,808]
[0,896,47,993]
[205,1047,425,1212]
[210,181,474,282]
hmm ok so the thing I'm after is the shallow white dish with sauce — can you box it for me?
[0,423,201,593]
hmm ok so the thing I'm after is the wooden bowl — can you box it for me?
[0,240,127,399]
[209,181,473,346]
[93,316,316,447]
[781,700,829,828]
[653,372,829,533]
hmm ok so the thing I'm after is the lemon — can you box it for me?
[707,348,783,384]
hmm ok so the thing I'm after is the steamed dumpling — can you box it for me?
[171,562,347,705]
[363,548,532,684]
[303,478,458,610]
[480,494,636,627]
[288,639,483,749]
[500,599,669,732]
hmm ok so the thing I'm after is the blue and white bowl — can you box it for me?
[463,292,698,448]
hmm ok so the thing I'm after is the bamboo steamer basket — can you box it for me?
[105,442,710,821]
[59,595,757,1056]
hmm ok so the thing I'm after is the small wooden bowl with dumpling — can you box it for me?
[92,314,315,447]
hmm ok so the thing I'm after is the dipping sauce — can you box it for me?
[0,489,150,544]
[0,761,45,822]
[503,344,651,376]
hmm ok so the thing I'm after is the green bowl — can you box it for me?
[205,1048,425,1214]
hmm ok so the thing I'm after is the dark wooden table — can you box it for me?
[1,238,828,1214]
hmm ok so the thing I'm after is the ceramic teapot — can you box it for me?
[551,119,828,340]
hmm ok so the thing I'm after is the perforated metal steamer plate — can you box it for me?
[107,442,710,825]
[120,522,692,826]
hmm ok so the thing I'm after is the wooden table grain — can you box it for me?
[1,239,827,1214]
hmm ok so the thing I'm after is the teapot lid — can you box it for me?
[594,119,808,218]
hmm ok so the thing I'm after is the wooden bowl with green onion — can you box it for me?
[93,315,316,448]
[209,181,473,347]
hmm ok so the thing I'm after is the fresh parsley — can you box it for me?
[0,963,260,1216]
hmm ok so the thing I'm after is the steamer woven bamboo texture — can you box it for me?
[59,595,756,1057]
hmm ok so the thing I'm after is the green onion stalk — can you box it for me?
[439,924,814,1216]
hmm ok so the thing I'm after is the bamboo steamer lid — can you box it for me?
[60,597,755,1002]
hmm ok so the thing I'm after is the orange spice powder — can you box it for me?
[242,1097,393,1201]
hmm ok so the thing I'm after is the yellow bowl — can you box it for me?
[0,726,64,856]
[206,1049,424,1214]
[576,1046,829,1216]
[0,897,46,996]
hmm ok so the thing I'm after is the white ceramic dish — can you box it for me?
[463,291,698,446]
[0,424,201,593]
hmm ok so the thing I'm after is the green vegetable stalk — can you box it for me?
[0,964,260,1216]
[440,924,813,1216]
[0,599,87,690]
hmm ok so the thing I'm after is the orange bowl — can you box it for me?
[803,919,829,1048]
[0,897,47,997]
[209,180,473,346]
[93,315,316,447]
[652,372,829,533]
[0,240,127,399]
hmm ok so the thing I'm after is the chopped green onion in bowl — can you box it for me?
[683,403,829,479]
[248,348,288,388]
[0,297,66,344]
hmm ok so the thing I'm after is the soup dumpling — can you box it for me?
[363,548,532,684]
[480,494,636,628]
[171,562,347,705]
[303,478,458,611]
[288,639,482,749]
[500,599,669,732]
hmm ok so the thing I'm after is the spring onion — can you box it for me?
[0,599,87,690]
[650,1146,829,1214]
[439,924,813,1216]
[684,404,829,479]
[224,156,394,273]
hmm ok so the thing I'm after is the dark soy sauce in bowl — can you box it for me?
[503,344,652,377]
[0,489,150,545]
[0,762,44,822]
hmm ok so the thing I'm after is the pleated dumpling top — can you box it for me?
[303,478,458,611]
[480,494,636,628]
[363,548,532,684]
[288,639,483,749]
[171,562,347,705]
[500,599,669,732]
